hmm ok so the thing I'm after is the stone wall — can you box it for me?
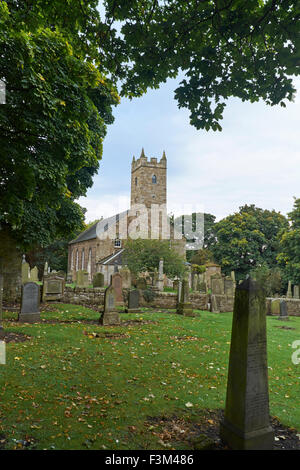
[56,288,300,317]
[266,297,300,317]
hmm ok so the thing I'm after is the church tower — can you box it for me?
[130,148,167,209]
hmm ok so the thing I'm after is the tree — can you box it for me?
[250,263,283,296]
[210,204,288,278]
[277,198,300,284]
[0,2,118,250]
[102,0,300,130]
[123,239,187,279]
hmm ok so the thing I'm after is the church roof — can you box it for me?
[97,249,124,266]
[69,222,98,244]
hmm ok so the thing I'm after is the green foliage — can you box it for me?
[0,2,118,248]
[277,198,300,284]
[189,248,214,266]
[191,264,206,274]
[123,238,186,279]
[1,303,300,449]
[251,263,283,296]
[103,0,300,130]
[210,204,288,278]
[142,288,157,303]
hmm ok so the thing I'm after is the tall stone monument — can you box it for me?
[220,278,274,449]
[30,266,39,283]
[156,258,164,292]
[286,281,292,298]
[99,285,120,326]
[19,282,40,323]
[21,255,30,284]
[176,279,195,317]
[111,272,123,305]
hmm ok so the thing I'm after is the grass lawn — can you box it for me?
[1,304,299,450]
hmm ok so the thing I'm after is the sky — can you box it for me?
[78,72,299,224]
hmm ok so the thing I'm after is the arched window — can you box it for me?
[81,249,85,270]
[152,174,157,184]
[75,250,79,271]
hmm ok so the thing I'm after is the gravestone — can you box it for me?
[173,280,179,291]
[278,299,289,321]
[42,274,65,302]
[126,289,141,313]
[220,279,274,450]
[111,272,123,305]
[211,274,224,295]
[286,281,292,298]
[76,270,89,288]
[21,255,30,284]
[0,273,4,338]
[19,282,40,323]
[210,294,219,313]
[156,258,164,291]
[192,274,199,291]
[30,266,39,282]
[176,279,195,317]
[177,280,182,306]
[230,271,236,283]
[293,285,299,299]
[99,285,120,326]
[224,276,235,296]
[270,299,280,316]
[93,272,104,288]
[119,267,131,289]
[43,261,48,276]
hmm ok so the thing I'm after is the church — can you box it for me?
[68,149,186,284]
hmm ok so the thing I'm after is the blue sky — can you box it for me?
[79,73,299,223]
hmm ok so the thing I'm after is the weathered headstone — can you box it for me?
[286,280,292,298]
[176,279,195,316]
[278,299,289,321]
[156,258,164,291]
[211,274,224,295]
[230,271,236,283]
[99,285,120,325]
[270,299,280,316]
[30,266,39,283]
[42,274,65,302]
[43,261,48,276]
[92,272,104,288]
[136,277,147,290]
[126,289,141,313]
[19,282,40,323]
[224,276,235,296]
[210,294,219,313]
[21,255,30,284]
[111,272,123,305]
[192,274,199,291]
[293,285,299,299]
[76,270,89,288]
[220,279,274,450]
[119,267,131,289]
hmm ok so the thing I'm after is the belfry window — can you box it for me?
[152,174,157,184]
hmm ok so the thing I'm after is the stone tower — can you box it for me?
[130,148,167,209]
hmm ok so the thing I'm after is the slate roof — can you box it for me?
[69,210,128,245]
[97,249,124,266]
